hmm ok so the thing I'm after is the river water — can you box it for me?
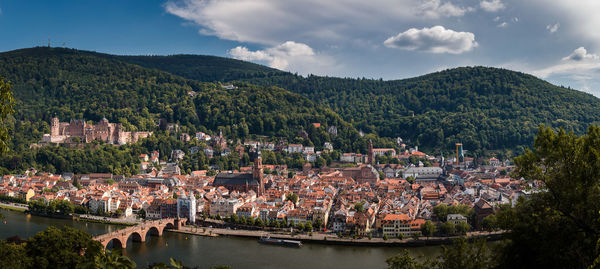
[0,209,442,269]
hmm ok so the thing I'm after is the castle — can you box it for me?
[41,117,152,145]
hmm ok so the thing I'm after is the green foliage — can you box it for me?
[0,240,31,269]
[88,249,137,269]
[137,208,146,219]
[354,201,366,213]
[432,203,474,222]
[0,195,26,204]
[28,199,73,216]
[386,238,493,269]
[26,226,104,268]
[455,221,470,235]
[440,222,456,235]
[0,76,15,155]
[494,125,600,268]
[0,47,395,174]
[128,56,600,153]
[285,193,298,204]
[420,220,436,237]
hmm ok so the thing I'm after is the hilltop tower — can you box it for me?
[50,117,60,136]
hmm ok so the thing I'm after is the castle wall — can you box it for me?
[44,117,151,145]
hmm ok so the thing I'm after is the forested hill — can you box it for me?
[0,47,371,154]
[118,53,600,155]
[118,54,285,82]
[3,47,600,156]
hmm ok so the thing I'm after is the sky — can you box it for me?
[1,0,600,95]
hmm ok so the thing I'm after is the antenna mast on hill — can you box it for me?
[47,36,50,47]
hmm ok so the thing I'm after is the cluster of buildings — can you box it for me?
[0,136,531,239]
[41,117,152,145]
[15,120,532,237]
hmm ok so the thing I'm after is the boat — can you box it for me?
[259,236,302,247]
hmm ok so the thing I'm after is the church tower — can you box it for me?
[253,155,264,195]
[368,139,374,165]
[51,117,60,136]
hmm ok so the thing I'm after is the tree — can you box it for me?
[456,221,470,235]
[0,240,31,268]
[115,209,124,217]
[305,221,313,232]
[26,226,104,268]
[493,126,600,268]
[0,76,15,155]
[314,218,323,230]
[440,222,456,235]
[354,201,366,213]
[386,249,432,269]
[481,215,496,231]
[137,208,146,219]
[89,249,136,269]
[285,193,298,204]
[385,238,493,269]
[420,220,436,238]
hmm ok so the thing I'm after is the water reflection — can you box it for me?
[1,209,443,269]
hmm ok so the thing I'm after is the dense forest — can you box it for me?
[2,47,600,172]
[0,47,394,174]
[122,53,600,155]
[0,47,386,146]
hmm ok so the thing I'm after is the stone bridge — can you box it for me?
[94,218,187,249]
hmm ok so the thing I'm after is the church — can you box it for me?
[213,157,265,195]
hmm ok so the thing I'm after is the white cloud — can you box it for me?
[497,22,508,28]
[228,41,335,74]
[562,47,599,61]
[384,26,477,54]
[417,0,474,19]
[493,16,500,22]
[534,47,600,78]
[546,23,560,33]
[480,0,505,12]
[527,1,600,47]
[164,0,475,46]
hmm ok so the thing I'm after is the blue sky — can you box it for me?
[2,0,600,96]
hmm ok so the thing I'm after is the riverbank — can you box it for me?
[0,203,138,226]
[0,202,27,212]
[174,225,507,247]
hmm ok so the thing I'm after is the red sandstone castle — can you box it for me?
[41,117,152,145]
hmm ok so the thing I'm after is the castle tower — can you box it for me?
[253,155,264,195]
[368,139,374,165]
[50,117,60,136]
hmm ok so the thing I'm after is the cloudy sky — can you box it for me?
[2,0,600,95]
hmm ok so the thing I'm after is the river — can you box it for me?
[0,209,443,268]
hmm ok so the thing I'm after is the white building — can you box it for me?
[403,167,443,178]
[446,214,467,225]
[177,192,197,223]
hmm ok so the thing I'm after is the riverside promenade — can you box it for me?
[175,225,506,247]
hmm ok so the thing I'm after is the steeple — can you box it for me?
[368,139,374,165]
[253,155,264,195]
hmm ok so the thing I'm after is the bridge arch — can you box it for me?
[129,231,145,243]
[95,218,187,250]
[163,223,175,233]
[147,226,161,237]
[108,238,125,249]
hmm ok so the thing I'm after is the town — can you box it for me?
[0,119,532,241]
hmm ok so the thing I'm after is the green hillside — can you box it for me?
[119,54,600,154]
[0,47,386,174]
[118,54,284,82]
